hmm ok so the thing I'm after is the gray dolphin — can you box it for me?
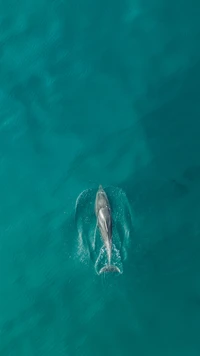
[95,185,120,274]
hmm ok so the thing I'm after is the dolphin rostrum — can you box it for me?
[95,185,120,274]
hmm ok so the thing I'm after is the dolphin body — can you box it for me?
[95,185,120,274]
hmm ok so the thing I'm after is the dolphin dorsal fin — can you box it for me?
[99,209,108,232]
[104,219,108,232]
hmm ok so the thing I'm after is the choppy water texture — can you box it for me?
[1,0,200,355]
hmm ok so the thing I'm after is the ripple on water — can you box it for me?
[75,185,133,275]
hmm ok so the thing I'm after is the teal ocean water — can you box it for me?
[1,0,200,355]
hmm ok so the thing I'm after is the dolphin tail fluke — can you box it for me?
[95,244,123,275]
[99,265,121,274]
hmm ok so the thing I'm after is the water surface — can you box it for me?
[1,0,200,355]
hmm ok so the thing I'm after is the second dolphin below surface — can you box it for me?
[75,185,133,275]
[95,185,121,274]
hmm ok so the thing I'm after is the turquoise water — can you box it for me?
[1,0,200,355]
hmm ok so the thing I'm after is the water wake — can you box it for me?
[94,244,123,275]
[75,186,133,274]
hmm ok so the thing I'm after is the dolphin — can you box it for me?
[95,185,120,274]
